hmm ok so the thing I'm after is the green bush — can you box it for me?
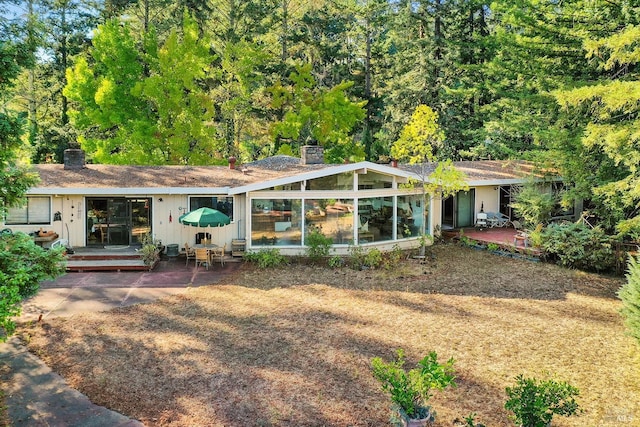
[364,247,383,268]
[243,248,287,268]
[348,245,367,270]
[371,349,455,421]
[382,244,404,270]
[619,255,640,347]
[328,255,344,268]
[0,232,66,339]
[510,183,556,228]
[305,228,333,263]
[505,375,580,427]
[541,223,615,272]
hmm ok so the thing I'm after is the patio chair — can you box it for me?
[487,212,511,228]
[184,243,196,266]
[194,248,210,270]
[210,243,226,267]
[475,212,488,229]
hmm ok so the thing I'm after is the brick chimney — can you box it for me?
[63,149,86,170]
[228,156,237,169]
[300,145,324,165]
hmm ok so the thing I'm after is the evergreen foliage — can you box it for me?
[619,255,640,347]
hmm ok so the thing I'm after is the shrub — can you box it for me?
[510,183,556,228]
[328,255,344,268]
[371,349,455,419]
[364,247,383,268]
[619,255,640,347]
[371,349,455,421]
[243,248,287,268]
[348,245,367,270]
[541,223,615,272]
[305,228,332,263]
[382,244,404,270]
[505,375,580,427]
[0,232,66,339]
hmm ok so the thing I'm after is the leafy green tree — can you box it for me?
[0,232,66,339]
[270,62,366,162]
[619,255,640,347]
[0,35,65,340]
[391,105,468,255]
[554,24,640,236]
[65,13,220,164]
[135,13,221,164]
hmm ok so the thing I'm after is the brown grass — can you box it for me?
[17,244,640,427]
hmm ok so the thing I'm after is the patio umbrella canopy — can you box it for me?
[178,207,230,228]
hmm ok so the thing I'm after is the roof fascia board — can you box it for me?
[27,187,231,196]
[230,161,414,195]
[465,177,563,187]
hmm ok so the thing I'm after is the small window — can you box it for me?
[189,196,234,221]
[5,196,51,225]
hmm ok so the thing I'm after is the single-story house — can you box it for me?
[2,147,579,254]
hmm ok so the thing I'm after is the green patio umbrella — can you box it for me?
[178,207,230,227]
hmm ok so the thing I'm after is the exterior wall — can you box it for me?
[474,186,500,215]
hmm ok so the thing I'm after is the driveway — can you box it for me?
[2,258,241,427]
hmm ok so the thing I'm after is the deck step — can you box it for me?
[65,259,150,272]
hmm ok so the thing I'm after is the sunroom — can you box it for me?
[234,165,428,255]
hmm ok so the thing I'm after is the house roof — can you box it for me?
[28,157,548,195]
[31,156,328,190]
[399,160,551,185]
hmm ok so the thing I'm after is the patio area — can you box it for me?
[446,226,541,255]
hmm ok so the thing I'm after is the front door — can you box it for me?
[86,197,152,246]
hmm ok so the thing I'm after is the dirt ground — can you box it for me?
[16,244,640,426]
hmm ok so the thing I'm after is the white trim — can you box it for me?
[230,161,413,195]
[27,187,231,196]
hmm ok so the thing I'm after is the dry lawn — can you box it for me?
[17,244,640,427]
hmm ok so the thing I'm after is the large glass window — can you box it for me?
[304,199,354,244]
[189,196,234,221]
[251,199,302,246]
[5,196,50,225]
[307,172,353,190]
[397,195,422,238]
[358,171,393,189]
[357,197,393,243]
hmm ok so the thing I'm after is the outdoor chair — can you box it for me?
[194,248,210,270]
[184,243,196,266]
[475,212,488,229]
[210,243,226,267]
[486,212,511,227]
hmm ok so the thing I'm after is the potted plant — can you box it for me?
[505,375,580,427]
[139,234,161,271]
[371,349,456,427]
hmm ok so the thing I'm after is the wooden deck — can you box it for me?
[65,248,149,272]
[444,227,541,256]
[64,247,237,272]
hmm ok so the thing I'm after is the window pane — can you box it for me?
[358,197,393,243]
[5,206,27,225]
[303,199,354,245]
[307,173,353,190]
[358,171,393,190]
[251,199,302,246]
[5,197,49,225]
[397,195,421,238]
[189,196,234,221]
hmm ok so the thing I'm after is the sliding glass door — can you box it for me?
[86,197,151,246]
